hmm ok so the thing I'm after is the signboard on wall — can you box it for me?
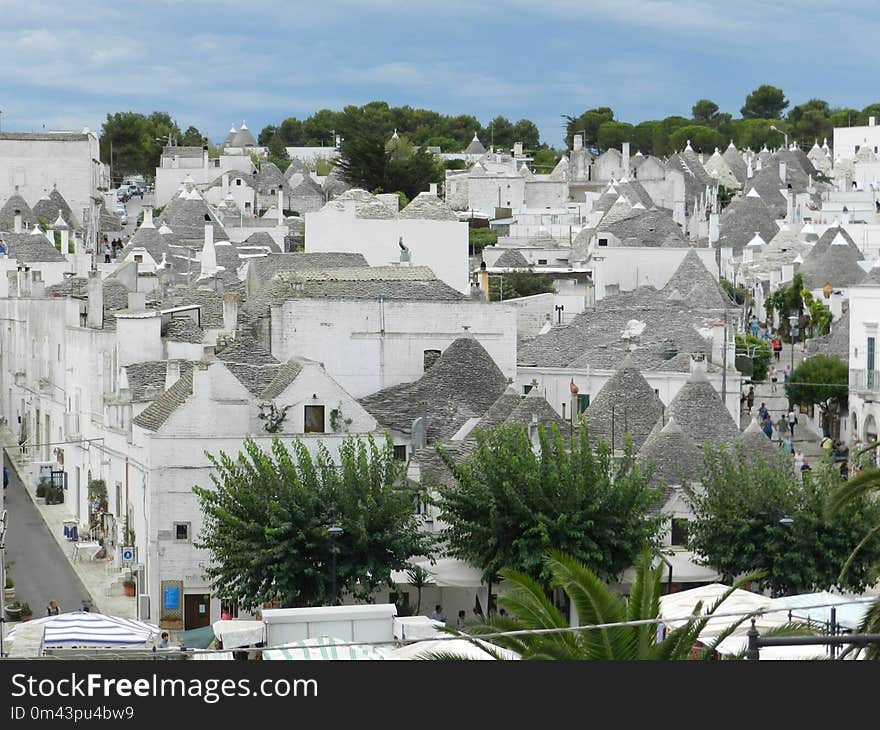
[160,580,184,630]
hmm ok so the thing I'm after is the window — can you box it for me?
[577,393,590,414]
[235,178,242,186]
[538,258,548,265]
[869,337,876,389]
[654,389,660,396]
[115,482,123,517]
[220,600,239,619]
[423,349,441,371]
[304,405,325,433]
[671,518,690,547]
[393,445,407,461]
[57,343,61,362]
[134,254,143,263]
[598,238,608,247]
[270,188,276,195]
[523,384,533,395]
[174,522,190,541]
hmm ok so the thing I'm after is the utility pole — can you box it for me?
[721,308,728,409]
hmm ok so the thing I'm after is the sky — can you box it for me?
[1,1,877,148]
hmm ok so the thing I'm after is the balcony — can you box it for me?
[850,369,880,395]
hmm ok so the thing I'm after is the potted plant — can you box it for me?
[123,571,136,597]
[4,575,14,602]
[5,602,23,621]
[19,602,32,622]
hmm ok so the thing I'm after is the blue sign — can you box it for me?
[121,547,134,562]
[163,585,180,611]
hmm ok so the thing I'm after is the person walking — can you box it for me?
[776,413,788,441]
[103,242,111,264]
[746,386,754,415]
[770,366,778,393]
[762,418,774,439]
[788,407,797,438]
[782,434,793,454]
[758,402,769,422]
[772,337,783,362]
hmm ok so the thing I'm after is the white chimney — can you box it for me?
[19,267,32,297]
[870,116,877,127]
[31,270,44,298]
[621,142,631,177]
[221,174,229,197]
[13,209,22,234]
[779,161,786,183]
[429,182,438,195]
[127,291,146,311]
[203,145,209,168]
[6,271,17,297]
[59,227,69,253]
[513,142,523,157]
[277,188,284,225]
[222,291,240,334]
[709,212,720,243]
[573,134,583,151]
[165,360,181,390]
[142,205,154,228]
[87,270,103,328]
[200,221,217,279]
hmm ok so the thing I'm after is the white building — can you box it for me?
[847,269,880,457]
[154,146,256,207]
[833,117,880,161]
[0,130,107,228]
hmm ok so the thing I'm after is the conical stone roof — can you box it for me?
[636,417,703,485]
[0,191,37,231]
[583,354,664,450]
[717,190,779,254]
[662,250,731,309]
[663,368,739,447]
[737,418,784,465]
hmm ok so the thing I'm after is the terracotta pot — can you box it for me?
[124,583,136,597]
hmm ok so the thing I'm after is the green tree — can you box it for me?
[829,107,861,129]
[100,111,179,177]
[668,125,722,153]
[530,146,559,172]
[785,355,848,435]
[801,290,833,336]
[193,435,431,610]
[489,270,557,300]
[631,121,660,155]
[692,99,720,125]
[266,134,291,172]
[563,107,614,149]
[454,548,802,660]
[279,117,306,146]
[687,445,880,596]
[731,118,789,151]
[180,125,205,147]
[596,121,634,151]
[384,147,444,200]
[787,99,832,145]
[258,124,278,146]
[335,130,387,192]
[735,334,771,382]
[469,227,497,253]
[512,119,541,150]
[435,423,663,587]
[764,272,804,340]
[741,84,789,119]
[483,116,515,150]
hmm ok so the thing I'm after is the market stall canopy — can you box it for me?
[658,583,783,638]
[770,592,874,631]
[5,611,159,647]
[262,636,389,661]
[180,625,215,649]
[212,620,266,649]
[620,550,721,585]
[390,558,485,588]
[388,637,520,661]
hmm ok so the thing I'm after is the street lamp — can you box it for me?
[787,313,799,374]
[327,524,343,605]
[769,125,788,150]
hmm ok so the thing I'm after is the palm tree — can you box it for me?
[434,548,804,660]
[405,564,431,616]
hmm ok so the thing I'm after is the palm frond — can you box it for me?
[826,467,880,518]
[836,523,880,584]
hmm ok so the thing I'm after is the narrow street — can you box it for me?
[3,456,93,622]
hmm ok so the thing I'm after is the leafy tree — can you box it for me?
[434,423,663,587]
[444,158,468,171]
[100,111,182,177]
[801,290,833,336]
[193,436,431,610]
[266,134,291,171]
[741,84,789,119]
[596,121,634,151]
[530,146,559,172]
[632,120,660,155]
[335,130,387,192]
[488,270,556,300]
[692,99,720,125]
[384,147,444,200]
[785,355,848,434]
[731,118,788,151]
[180,125,205,147]
[735,334,771,382]
[279,117,306,146]
[258,124,278,146]
[453,548,805,660]
[483,116,515,150]
[512,119,541,150]
[687,445,880,596]
[787,99,832,145]
[563,107,614,149]
[469,227,497,253]
[668,125,722,153]
[720,277,747,305]
[829,107,861,129]
[764,272,804,340]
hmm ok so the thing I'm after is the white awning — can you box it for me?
[262,636,390,661]
[390,558,485,588]
[5,611,159,648]
[388,638,519,661]
[212,620,265,649]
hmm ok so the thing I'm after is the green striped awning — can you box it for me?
[262,636,388,661]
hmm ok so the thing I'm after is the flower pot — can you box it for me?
[5,607,22,621]
[123,582,136,597]
[4,587,15,602]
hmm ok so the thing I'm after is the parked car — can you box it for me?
[115,203,128,226]
[127,184,144,199]
[116,188,130,203]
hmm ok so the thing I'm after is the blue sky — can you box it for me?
[1,1,877,148]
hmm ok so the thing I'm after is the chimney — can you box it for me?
[200,217,217,279]
[142,205,154,228]
[87,270,103,328]
[203,145,209,168]
[19,267,32,297]
[59,226,69,253]
[478,261,490,302]
[429,182,438,195]
[221,174,229,198]
[277,188,284,225]
[127,291,146,311]
[621,142,630,177]
[870,117,877,127]
[222,291,240,334]
[779,161,786,184]
[513,142,523,157]
[6,271,17,298]
[573,134,583,152]
[191,361,211,396]
[13,209,21,234]
[165,360,181,390]
[31,270,44,298]
[709,212,720,244]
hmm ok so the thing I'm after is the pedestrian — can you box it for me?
[776,414,787,440]
[0,238,6,254]
[794,450,804,471]
[758,402,768,421]
[103,242,111,264]
[430,604,446,623]
[751,317,760,337]
[784,366,791,384]
[773,337,782,361]
[782,434,793,454]
[158,631,169,649]
[3,466,8,490]
[456,610,467,630]
[788,408,797,437]
[762,418,773,439]
[840,461,850,480]
[46,600,60,616]
[746,386,754,415]
[821,435,834,460]
[770,366,778,393]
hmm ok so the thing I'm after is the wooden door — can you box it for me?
[184,594,211,629]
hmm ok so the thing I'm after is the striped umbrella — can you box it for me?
[6,611,160,647]
[262,636,389,661]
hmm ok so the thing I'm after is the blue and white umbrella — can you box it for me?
[6,611,160,647]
